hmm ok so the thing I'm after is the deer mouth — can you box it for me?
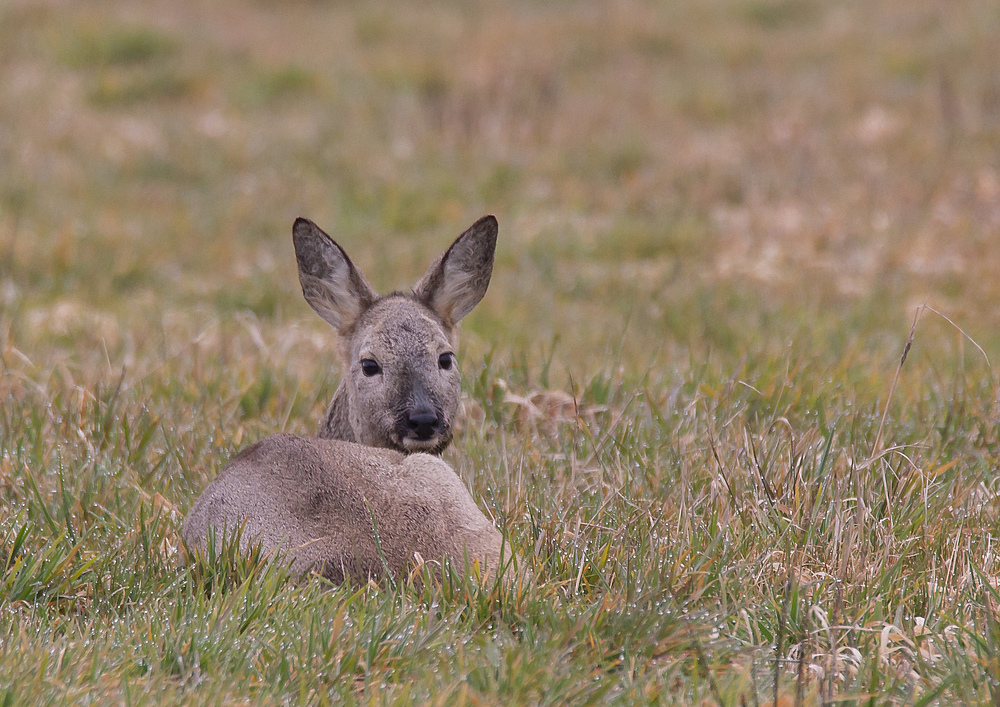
[392,428,451,455]
[393,405,450,454]
[401,436,443,453]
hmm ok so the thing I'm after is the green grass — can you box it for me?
[3,0,1000,704]
[59,26,178,69]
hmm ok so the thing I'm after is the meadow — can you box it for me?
[2,0,1000,703]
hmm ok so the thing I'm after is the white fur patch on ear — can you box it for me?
[431,264,490,324]
[293,218,376,332]
[413,215,498,325]
[298,271,365,331]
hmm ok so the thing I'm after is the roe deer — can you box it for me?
[182,215,510,583]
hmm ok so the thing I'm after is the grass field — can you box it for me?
[2,0,1000,703]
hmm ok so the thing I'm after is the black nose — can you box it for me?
[407,410,439,439]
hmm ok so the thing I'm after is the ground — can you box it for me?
[2,0,1000,703]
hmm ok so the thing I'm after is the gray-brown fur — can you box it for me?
[182,216,508,583]
[183,435,508,582]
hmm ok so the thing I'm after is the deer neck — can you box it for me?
[319,383,355,442]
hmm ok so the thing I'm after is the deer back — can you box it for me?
[182,434,507,582]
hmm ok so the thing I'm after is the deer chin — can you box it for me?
[398,434,450,455]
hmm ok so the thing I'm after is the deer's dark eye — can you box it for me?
[438,352,455,371]
[360,359,382,377]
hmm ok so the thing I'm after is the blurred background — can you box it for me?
[1,0,999,386]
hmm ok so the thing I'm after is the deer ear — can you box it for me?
[293,218,377,333]
[412,215,497,327]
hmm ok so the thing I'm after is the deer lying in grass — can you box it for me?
[183,215,510,583]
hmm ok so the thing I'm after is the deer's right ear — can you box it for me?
[293,218,377,333]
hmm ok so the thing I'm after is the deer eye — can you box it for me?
[438,352,455,371]
[360,359,382,377]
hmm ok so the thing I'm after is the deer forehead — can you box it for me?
[352,297,452,361]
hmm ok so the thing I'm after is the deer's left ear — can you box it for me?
[412,215,498,327]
